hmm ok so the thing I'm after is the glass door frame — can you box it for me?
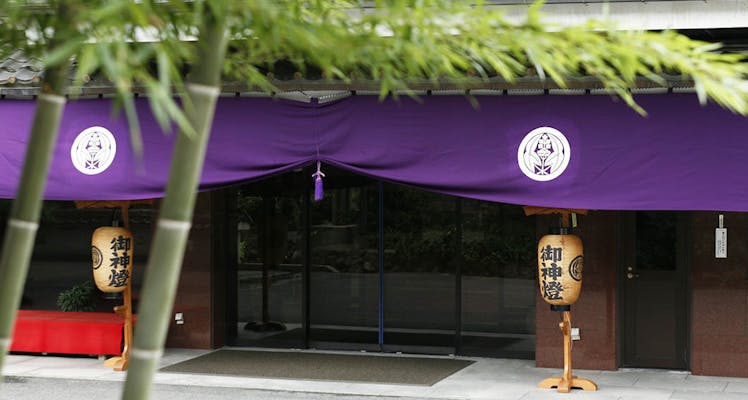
[226,171,535,358]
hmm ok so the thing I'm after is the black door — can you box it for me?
[622,211,688,369]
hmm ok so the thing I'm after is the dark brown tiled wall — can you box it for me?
[691,212,748,377]
[535,212,619,370]
[166,193,215,349]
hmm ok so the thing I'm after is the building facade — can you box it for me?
[2,0,748,379]
[152,185,748,377]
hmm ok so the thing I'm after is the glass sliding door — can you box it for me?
[309,170,379,350]
[382,184,457,354]
[459,201,536,358]
[228,169,537,360]
[234,172,306,348]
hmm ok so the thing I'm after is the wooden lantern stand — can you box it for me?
[537,308,597,392]
[524,207,597,393]
[102,202,133,372]
[103,281,133,371]
[77,200,153,372]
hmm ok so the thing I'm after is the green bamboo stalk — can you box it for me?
[121,11,228,400]
[0,61,69,377]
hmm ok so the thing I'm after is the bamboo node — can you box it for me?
[38,93,67,105]
[131,347,164,360]
[157,218,192,231]
[8,218,39,231]
[186,82,221,97]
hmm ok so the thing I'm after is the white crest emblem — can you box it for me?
[70,126,117,175]
[517,126,570,181]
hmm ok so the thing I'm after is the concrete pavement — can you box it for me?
[3,348,748,399]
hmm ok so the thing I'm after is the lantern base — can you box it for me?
[103,356,128,371]
[538,376,597,393]
[538,310,598,393]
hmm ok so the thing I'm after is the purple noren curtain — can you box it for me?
[0,94,746,211]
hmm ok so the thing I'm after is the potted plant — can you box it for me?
[57,280,96,312]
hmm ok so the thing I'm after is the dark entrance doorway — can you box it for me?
[228,166,537,359]
[622,211,689,369]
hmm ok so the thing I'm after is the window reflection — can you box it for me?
[461,201,536,358]
[309,176,379,349]
[383,185,457,352]
[235,177,305,347]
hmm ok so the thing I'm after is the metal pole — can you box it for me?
[378,182,384,349]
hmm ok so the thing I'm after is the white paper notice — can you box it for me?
[715,228,727,258]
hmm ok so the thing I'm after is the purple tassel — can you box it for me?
[312,161,325,201]
[314,175,324,201]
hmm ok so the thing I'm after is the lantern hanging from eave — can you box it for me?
[537,227,584,307]
[92,226,134,293]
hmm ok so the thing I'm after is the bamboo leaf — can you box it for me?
[120,92,144,160]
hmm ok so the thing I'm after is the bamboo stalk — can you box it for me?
[0,65,68,377]
[121,12,228,400]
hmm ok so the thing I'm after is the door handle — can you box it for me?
[627,272,640,279]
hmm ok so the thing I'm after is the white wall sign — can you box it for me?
[716,214,727,259]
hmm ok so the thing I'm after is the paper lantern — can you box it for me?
[537,228,583,306]
[92,226,134,293]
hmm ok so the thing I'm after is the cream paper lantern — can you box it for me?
[92,226,134,293]
[537,228,583,306]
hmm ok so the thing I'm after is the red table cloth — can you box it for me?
[11,310,125,356]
